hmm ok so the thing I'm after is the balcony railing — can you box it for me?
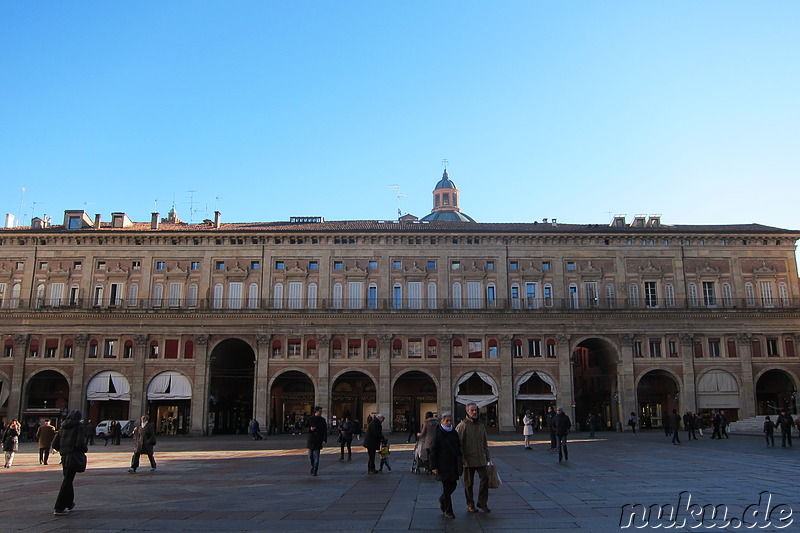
[2,296,799,313]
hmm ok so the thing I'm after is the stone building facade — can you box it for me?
[1,173,799,435]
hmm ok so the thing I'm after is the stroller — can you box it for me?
[410,439,431,474]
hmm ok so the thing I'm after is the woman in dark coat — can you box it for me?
[52,409,88,515]
[2,418,21,468]
[429,413,462,519]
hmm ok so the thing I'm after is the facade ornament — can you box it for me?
[737,333,752,343]
[679,333,695,346]
[256,335,272,348]
[134,334,149,348]
[73,334,90,347]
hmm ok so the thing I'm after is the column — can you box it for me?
[129,334,148,418]
[617,333,635,432]
[190,334,209,436]
[437,334,453,416]
[254,335,270,431]
[556,334,574,422]
[378,335,392,432]
[679,334,697,414]
[8,334,29,419]
[737,333,755,418]
[317,335,331,412]
[498,335,515,432]
[69,334,89,415]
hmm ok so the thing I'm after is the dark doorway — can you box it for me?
[208,338,255,434]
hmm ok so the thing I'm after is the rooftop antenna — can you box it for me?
[17,187,25,227]
[388,185,406,218]
[442,158,449,170]
[186,190,197,223]
[153,198,158,213]
[214,195,223,212]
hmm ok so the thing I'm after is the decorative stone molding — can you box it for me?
[256,335,272,348]
[194,334,209,347]
[737,333,752,343]
[679,333,695,346]
[134,334,148,348]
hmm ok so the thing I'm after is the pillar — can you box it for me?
[190,334,209,436]
[254,335,270,431]
[680,334,697,414]
[437,334,453,416]
[617,333,636,431]
[737,333,755,418]
[8,334,29,419]
[129,334,148,418]
[498,335,515,432]
[69,334,89,415]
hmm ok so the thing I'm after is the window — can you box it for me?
[694,340,703,358]
[606,284,616,309]
[367,284,378,309]
[190,261,200,270]
[393,284,402,309]
[63,344,73,358]
[273,340,283,358]
[39,261,48,270]
[334,261,343,270]
[567,261,575,271]
[760,281,774,307]
[784,337,795,357]
[779,283,790,307]
[288,339,301,358]
[629,283,640,307]
[427,261,436,270]
[149,342,159,358]
[152,284,164,307]
[745,283,756,307]
[427,339,437,358]
[187,284,198,307]
[487,284,496,307]
[98,261,106,270]
[68,217,80,229]
[307,339,317,358]
[644,282,658,308]
[273,283,284,309]
[488,339,498,358]
[167,282,182,307]
[451,261,460,270]
[542,261,551,271]
[392,260,402,269]
[4,345,13,358]
[752,338,762,357]
[408,339,421,358]
[212,283,223,309]
[452,339,463,358]
[468,339,483,358]
[89,341,98,358]
[649,339,662,358]
[275,261,284,270]
[486,261,494,270]
[669,340,678,357]
[130,261,139,270]
[665,283,676,307]
[688,283,698,307]
[216,261,225,271]
[569,284,579,309]
[367,339,377,358]
[727,339,738,358]
[525,282,538,309]
[308,283,318,309]
[332,283,342,308]
[767,339,779,356]
[708,339,720,357]
[251,261,260,270]
[529,339,542,357]
[392,339,402,358]
[513,340,522,357]
[702,282,716,306]
[585,281,598,308]
[546,339,556,358]
[248,283,259,309]
[288,282,303,309]
[123,341,133,359]
[156,261,166,270]
[44,342,57,358]
[348,281,363,309]
[509,261,518,271]
[722,283,733,307]
[49,282,65,307]
[511,284,520,309]
[466,282,482,309]
[544,284,553,307]
[309,261,319,270]
[427,282,437,309]
[634,341,643,357]
[93,285,104,307]
[185,340,194,359]
[104,340,115,358]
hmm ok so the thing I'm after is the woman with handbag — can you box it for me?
[52,410,88,516]
[430,413,462,519]
[2,419,21,468]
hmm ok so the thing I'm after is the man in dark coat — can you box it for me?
[52,409,88,515]
[306,406,327,476]
[670,409,682,445]
[35,418,57,465]
[363,413,384,474]
[546,406,557,451]
[553,406,572,463]
[430,413,462,519]
[776,409,794,448]
[128,415,157,473]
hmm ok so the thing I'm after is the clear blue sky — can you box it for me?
[1,2,798,231]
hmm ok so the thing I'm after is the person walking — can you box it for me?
[52,409,88,516]
[587,412,598,439]
[84,420,95,446]
[553,406,572,463]
[711,410,723,439]
[670,409,682,445]
[378,438,392,472]
[546,406,557,452]
[720,410,730,439]
[628,412,638,435]
[684,412,697,441]
[128,415,157,473]
[306,406,327,476]
[522,410,535,449]
[456,402,491,513]
[417,411,438,468]
[430,413,462,520]
[763,415,775,447]
[363,413,384,474]
[36,418,57,465]
[776,409,794,448]
[2,419,21,468]
[250,419,264,440]
[338,416,353,461]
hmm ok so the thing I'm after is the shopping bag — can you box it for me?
[487,461,501,489]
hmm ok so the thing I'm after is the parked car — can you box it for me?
[95,419,136,438]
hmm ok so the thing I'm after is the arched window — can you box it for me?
[512,338,523,358]
[367,338,378,358]
[546,338,557,358]
[128,283,139,307]
[308,283,318,309]
[393,283,402,309]
[452,338,463,358]
[332,283,343,309]
[688,283,698,307]
[332,339,343,358]
[392,338,403,358]
[628,283,639,307]
[151,283,163,308]
[35,284,45,308]
[10,283,21,308]
[273,283,284,309]
[306,339,317,358]
[665,283,675,307]
[488,338,499,358]
[187,283,198,307]
[452,282,462,309]
[427,282,437,309]
[123,339,134,359]
[745,283,756,307]
[569,283,579,309]
[427,338,438,358]
[722,283,733,307]
[212,283,223,309]
[272,339,282,358]
[248,283,259,309]
[368,283,378,309]
[779,283,789,307]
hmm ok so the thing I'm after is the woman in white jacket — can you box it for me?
[523,411,535,450]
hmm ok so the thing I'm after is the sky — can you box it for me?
[1,2,799,232]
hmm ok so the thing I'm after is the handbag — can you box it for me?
[487,461,502,489]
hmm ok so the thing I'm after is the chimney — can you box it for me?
[214,211,221,229]
[5,214,15,228]
[151,212,160,230]
[551,218,558,227]
[94,213,101,229]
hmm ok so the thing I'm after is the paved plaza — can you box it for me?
[1,427,799,532]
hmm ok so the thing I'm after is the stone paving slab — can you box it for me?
[1,430,799,532]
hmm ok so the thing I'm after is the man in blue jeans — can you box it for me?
[306,406,327,476]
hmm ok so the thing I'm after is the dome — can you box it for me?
[434,169,456,190]
[420,210,475,222]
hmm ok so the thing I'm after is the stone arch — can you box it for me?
[208,337,256,434]
[391,369,439,433]
[636,369,681,429]
[572,336,620,430]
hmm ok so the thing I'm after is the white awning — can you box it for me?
[697,370,739,393]
[515,371,557,400]
[454,371,499,408]
[86,371,131,401]
[147,371,192,400]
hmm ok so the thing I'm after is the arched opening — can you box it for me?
[515,371,557,432]
[25,370,70,433]
[270,370,315,434]
[697,369,740,422]
[454,371,498,430]
[331,371,376,435]
[86,370,131,423]
[208,338,255,434]
[756,369,797,415]
[392,371,437,434]
[572,338,619,430]
[637,370,680,429]
[147,371,192,435]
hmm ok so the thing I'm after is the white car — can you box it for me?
[95,419,135,438]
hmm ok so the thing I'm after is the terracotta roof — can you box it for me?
[2,219,799,236]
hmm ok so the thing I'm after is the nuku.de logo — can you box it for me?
[619,491,793,529]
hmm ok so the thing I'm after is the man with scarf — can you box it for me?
[456,402,491,513]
